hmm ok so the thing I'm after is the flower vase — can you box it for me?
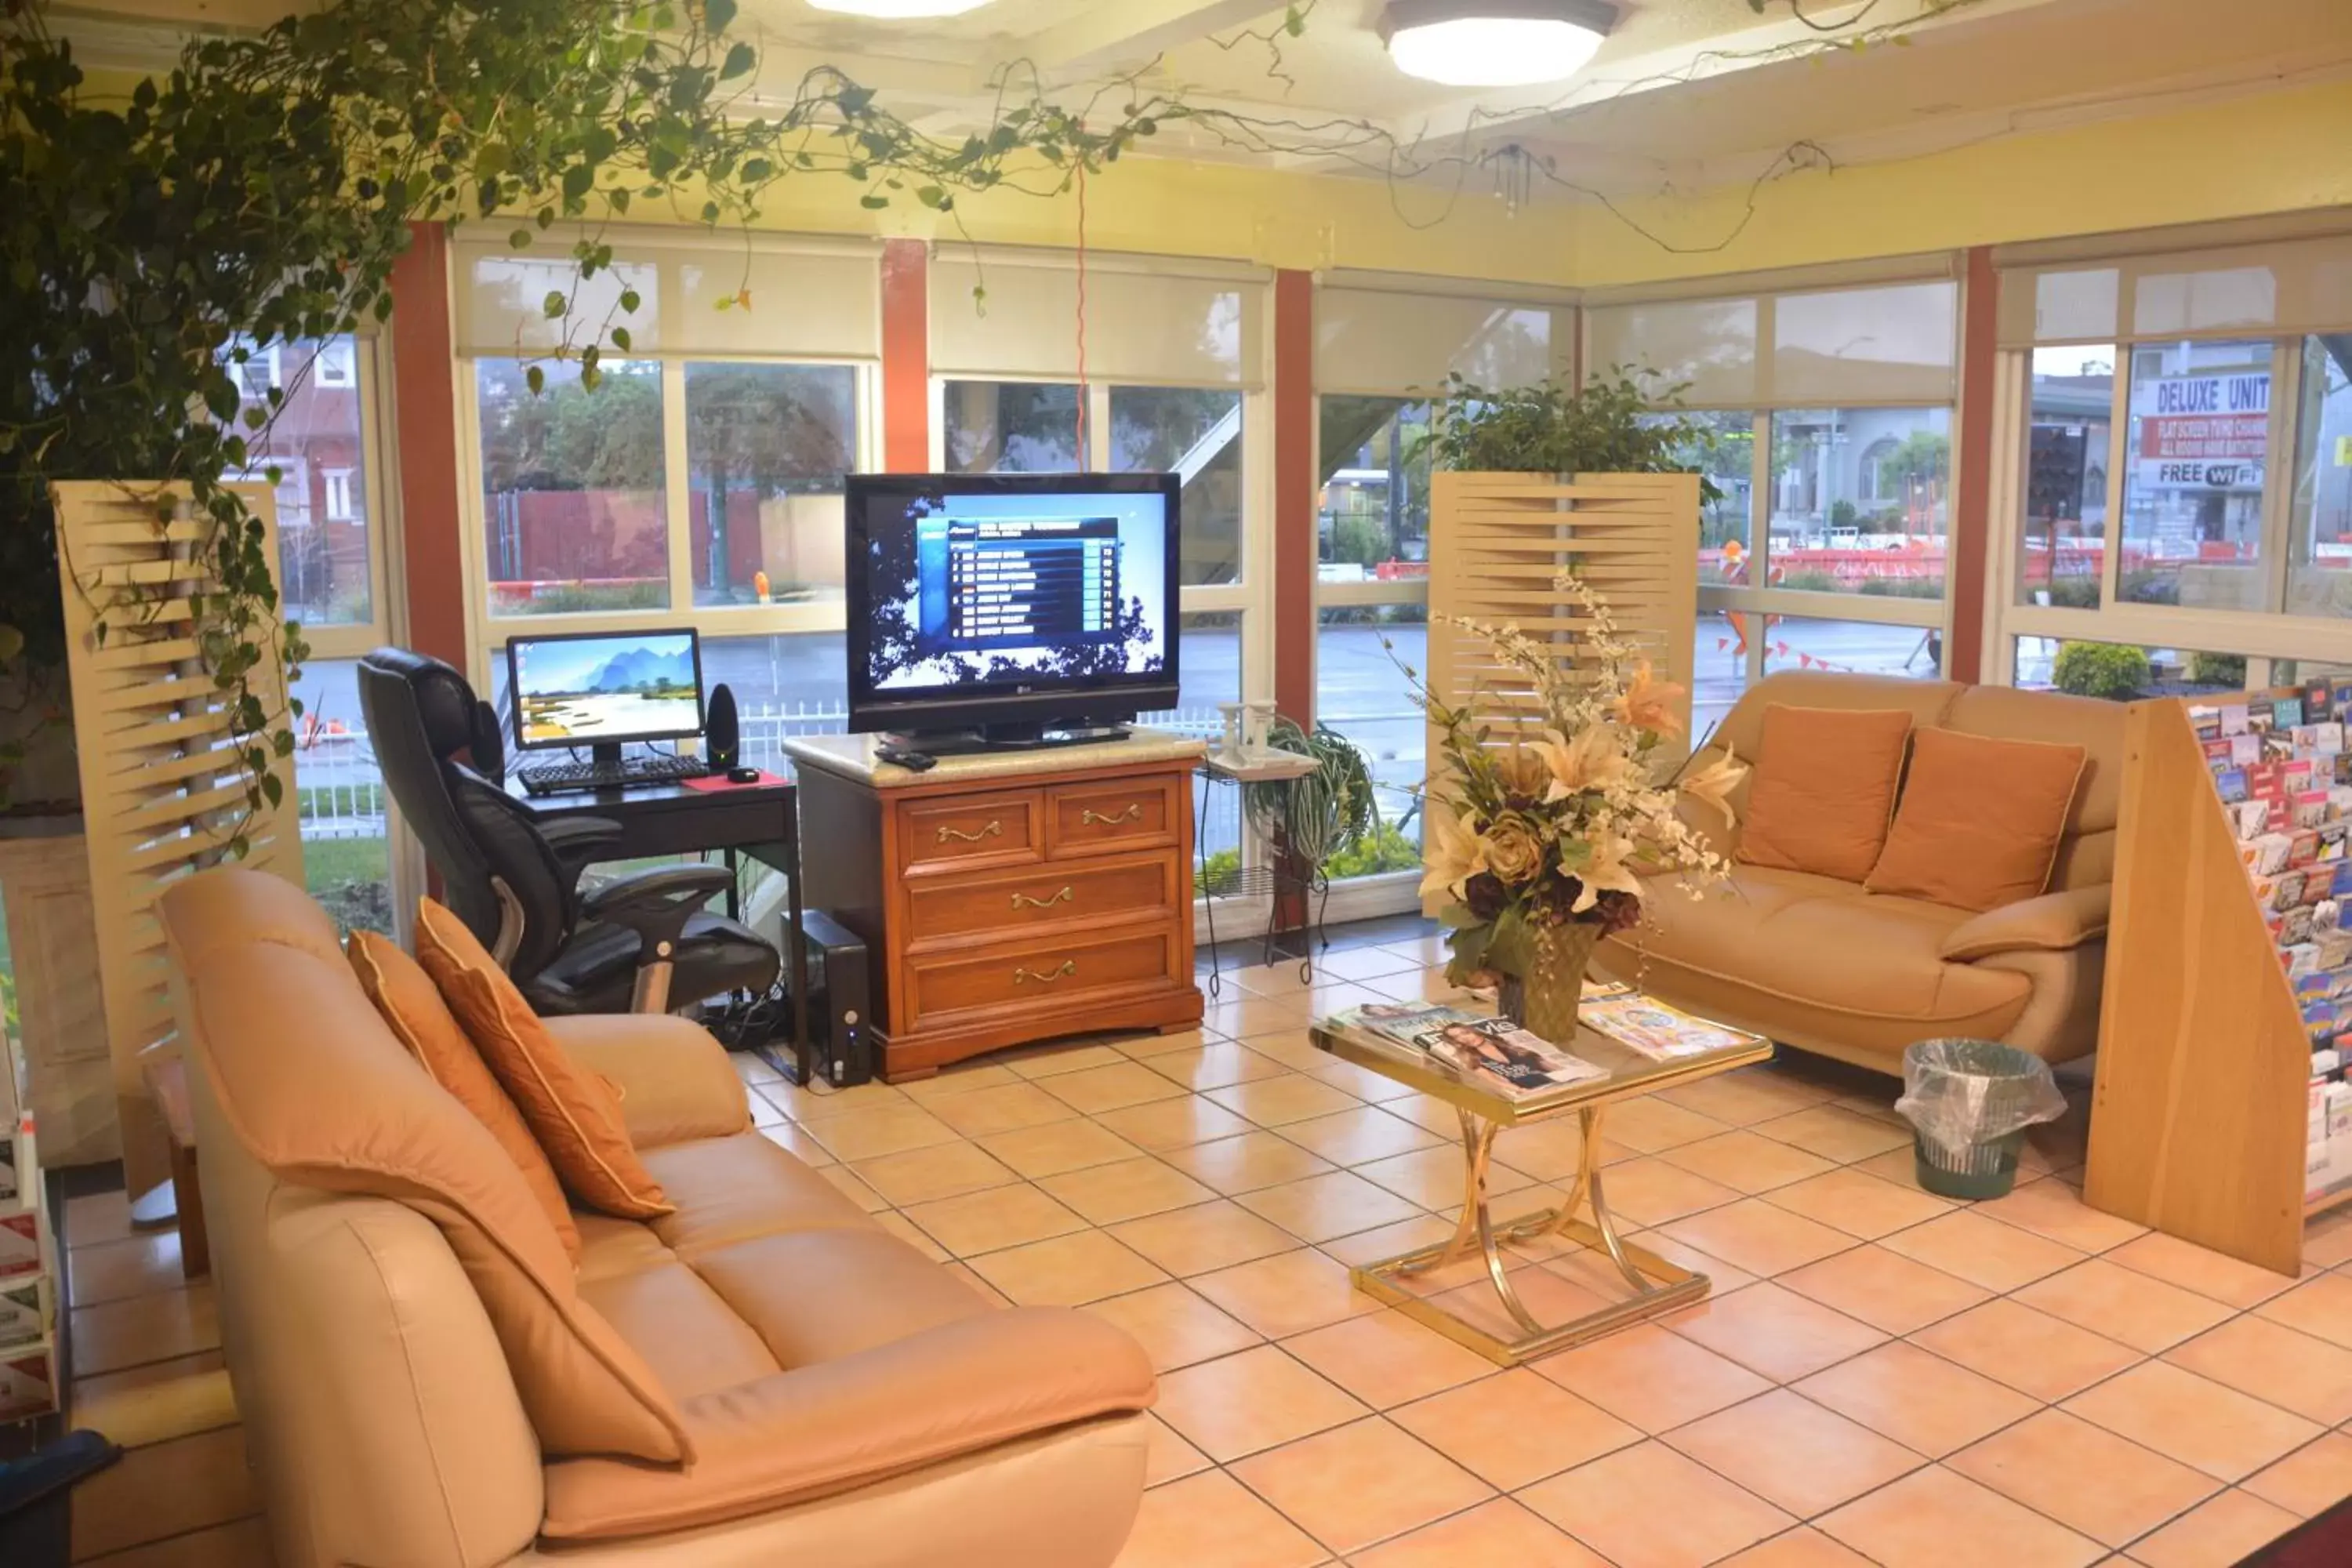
[1497,920,1604,1044]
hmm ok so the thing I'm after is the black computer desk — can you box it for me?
[503,772,811,1085]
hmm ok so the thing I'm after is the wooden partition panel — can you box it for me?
[52,481,305,1202]
[2084,699,2308,1276]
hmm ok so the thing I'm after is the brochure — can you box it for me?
[1331,1004,1607,1098]
[1581,990,1756,1061]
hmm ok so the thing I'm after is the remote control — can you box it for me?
[877,746,937,771]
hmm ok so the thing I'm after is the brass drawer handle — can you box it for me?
[937,818,1004,844]
[1013,960,1078,985]
[1080,802,1144,826]
[1011,885,1076,911]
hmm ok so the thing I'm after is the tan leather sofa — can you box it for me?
[159,868,1155,1568]
[1595,670,2125,1073]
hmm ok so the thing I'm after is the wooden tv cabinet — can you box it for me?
[784,731,1206,1080]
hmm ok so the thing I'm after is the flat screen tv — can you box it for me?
[844,473,1181,744]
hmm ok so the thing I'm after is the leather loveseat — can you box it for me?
[158,868,1156,1567]
[1594,671,2126,1072]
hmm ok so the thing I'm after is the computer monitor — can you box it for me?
[506,628,706,757]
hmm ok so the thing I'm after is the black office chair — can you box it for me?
[357,647,780,1016]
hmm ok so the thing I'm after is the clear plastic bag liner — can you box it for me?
[1894,1037,2069,1159]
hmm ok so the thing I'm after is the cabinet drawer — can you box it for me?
[898,791,1040,873]
[1046,776,1180,858]
[905,853,1178,946]
[905,927,1180,1027]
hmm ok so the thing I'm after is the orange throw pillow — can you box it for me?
[412,900,674,1221]
[1866,727,2088,912]
[1734,706,1916,882]
[349,931,582,1261]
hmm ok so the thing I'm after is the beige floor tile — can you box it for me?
[1002,1041,1129,1079]
[1601,1096,1733,1154]
[1657,1131,1841,1195]
[78,1515,274,1568]
[1974,1175,2149,1254]
[1307,944,1427,984]
[1669,1280,1888,1383]
[869,1209,950,1262]
[1519,1440,1796,1568]
[1272,1105,1443,1166]
[1714,1526,1880,1566]
[71,1284,220,1379]
[1038,1061,1192,1116]
[1092,1094,1258,1152]
[1658,1200,1857,1278]
[68,1352,237,1450]
[1350,1497,1610,1567]
[1317,1214,1459,1269]
[1353,1144,1540,1211]
[1753,1105,1915,1163]
[2256,1272,2352,1349]
[1497,1120,1618,1182]
[1036,1155,1218,1225]
[2241,1432,2352,1517]
[1142,1041,1288,1092]
[1592,1157,1744,1228]
[67,1232,187,1308]
[1233,1171,1421,1244]
[2065,1361,2322,1483]
[802,1104,958,1162]
[1308,1058,1424,1105]
[2107,1231,2303,1309]
[1083,1280,1261,1372]
[1111,1468,1327,1568]
[2125,1489,2299,1568]
[1622,1228,1763,1296]
[892,1062,1022,1101]
[1110,1199,1301,1276]
[1390,1367,1638,1489]
[1414,1259,1628,1346]
[1793,1341,2039,1458]
[1816,1465,2103,1568]
[1762,1167,1955,1240]
[1533,1323,1773,1432]
[919,1082,1080,1138]
[938,1261,1011,1307]
[1229,1416,1493,1555]
[2015,1259,2237,1355]
[64,1191,136,1250]
[976,1118,1144,1178]
[1779,1243,1989,1335]
[815,1163,889,1213]
[1152,1344,1370,1461]
[1877,1209,2085,1293]
[1160,1131,1337,1196]
[1667,1388,1926,1518]
[1202,997,1315,1040]
[963,1229,1169,1306]
[900,1182,1088,1257]
[1190,1247,1385,1338]
[1114,1025,1217,1060]
[1911,1297,2144,1403]
[1659,1069,1838,1128]
[1228,961,1317,998]
[1946,1408,2220,1548]
[2165,1315,2352,1426]
[71,1426,257,1561]
[1283,1308,1497,1408]
[1137,1410,1213,1488]
[1235,1028,1334,1073]
[764,1079,909,1123]
[1206,1073,1363,1128]
[847,1141,1018,1207]
[2301,1210,2352,1269]
[755,1118,835,1167]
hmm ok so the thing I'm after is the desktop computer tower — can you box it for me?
[793,908,875,1088]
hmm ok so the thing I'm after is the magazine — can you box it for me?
[1581,989,1755,1061]
[1332,1004,1607,1098]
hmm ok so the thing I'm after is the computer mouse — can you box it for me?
[728,766,761,784]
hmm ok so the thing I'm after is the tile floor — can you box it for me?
[49,927,2352,1566]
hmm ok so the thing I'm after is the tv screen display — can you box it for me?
[847,474,1179,734]
[506,629,705,748]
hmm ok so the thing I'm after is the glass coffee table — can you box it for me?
[1310,1004,1770,1366]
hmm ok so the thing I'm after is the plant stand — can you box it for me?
[1196,757,1329,996]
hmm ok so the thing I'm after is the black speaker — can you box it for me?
[706,681,740,771]
[795,909,874,1087]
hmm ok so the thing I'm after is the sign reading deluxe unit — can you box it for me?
[2136,370,2270,491]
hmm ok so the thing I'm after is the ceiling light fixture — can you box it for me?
[803,0,994,17]
[1378,0,1617,88]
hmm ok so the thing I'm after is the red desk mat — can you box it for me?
[678,769,787,792]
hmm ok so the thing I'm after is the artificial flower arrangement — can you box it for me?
[1400,572,1748,1039]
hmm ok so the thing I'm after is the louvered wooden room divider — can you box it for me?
[50,481,303,1204]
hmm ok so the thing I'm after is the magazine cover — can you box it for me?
[1410,1016,1607,1096]
[1340,1002,1480,1049]
[1581,991,1756,1061]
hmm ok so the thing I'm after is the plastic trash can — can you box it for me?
[1894,1037,2067,1201]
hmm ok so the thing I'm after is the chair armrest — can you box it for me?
[540,1306,1156,1541]
[1940,884,2111,963]
[580,863,733,961]
[540,1013,752,1146]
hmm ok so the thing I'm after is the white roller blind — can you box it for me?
[929,254,1261,387]
[1585,279,1955,407]
[453,227,881,359]
[1995,230,2352,346]
[1314,286,1565,394]
[1585,297,1758,405]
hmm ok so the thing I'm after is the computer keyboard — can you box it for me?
[516,753,710,796]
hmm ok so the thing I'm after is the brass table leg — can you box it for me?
[1349,1100,1714,1365]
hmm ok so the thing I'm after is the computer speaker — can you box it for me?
[706,682,740,771]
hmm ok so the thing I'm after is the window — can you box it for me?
[942,381,1082,473]
[2289,336,2352,619]
[1693,610,1748,742]
[474,357,669,614]
[2021,346,2113,608]
[1316,604,1426,880]
[322,467,357,523]
[1766,407,1950,597]
[1318,397,1432,581]
[1113,387,1243,587]
[1655,411,1755,586]
[2013,639,2250,702]
[2118,339,2271,611]
[1765,616,1945,681]
[231,343,281,401]
[314,339,356,388]
[232,336,376,628]
[698,632,848,771]
[1165,610,1243,868]
[684,363,856,608]
[290,656,392,935]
